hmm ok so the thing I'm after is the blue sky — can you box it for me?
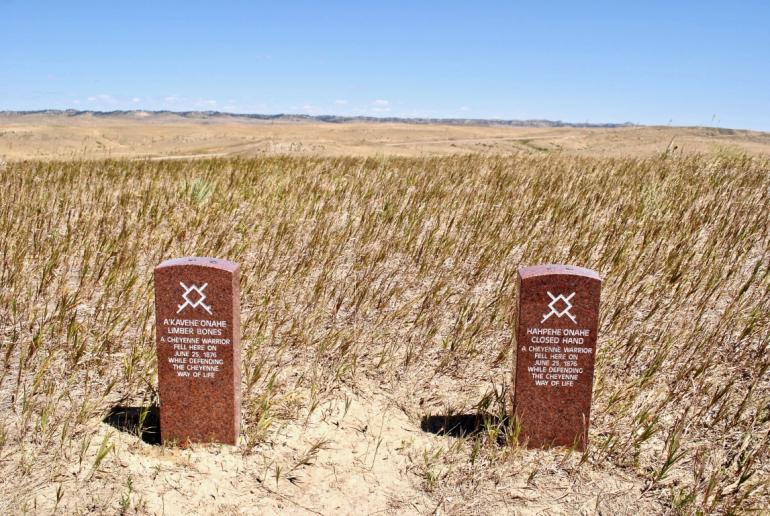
[2,1,769,130]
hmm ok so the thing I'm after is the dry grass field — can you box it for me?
[1,150,768,514]
[2,112,770,160]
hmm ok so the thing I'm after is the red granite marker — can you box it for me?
[512,264,601,450]
[155,257,241,446]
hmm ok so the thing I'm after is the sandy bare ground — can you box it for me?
[1,112,769,160]
[14,377,661,515]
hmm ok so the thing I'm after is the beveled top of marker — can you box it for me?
[519,264,601,281]
[156,256,239,273]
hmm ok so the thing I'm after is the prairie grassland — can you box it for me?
[3,113,770,160]
[0,154,768,514]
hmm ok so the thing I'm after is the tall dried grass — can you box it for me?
[0,153,768,513]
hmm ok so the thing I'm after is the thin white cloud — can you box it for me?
[370,99,391,113]
[85,93,117,105]
[370,105,389,114]
[300,103,324,114]
[334,99,348,105]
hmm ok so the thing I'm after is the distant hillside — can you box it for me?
[3,110,765,161]
[0,109,636,129]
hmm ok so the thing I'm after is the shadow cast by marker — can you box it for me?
[420,413,510,445]
[103,405,161,445]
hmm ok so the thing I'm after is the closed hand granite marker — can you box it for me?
[155,257,241,445]
[512,264,601,450]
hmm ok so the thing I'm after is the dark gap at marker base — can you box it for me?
[103,405,161,445]
[420,413,509,445]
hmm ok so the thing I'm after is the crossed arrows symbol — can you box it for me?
[541,291,577,324]
[177,282,213,314]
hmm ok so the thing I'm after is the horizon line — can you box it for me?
[1,108,763,133]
